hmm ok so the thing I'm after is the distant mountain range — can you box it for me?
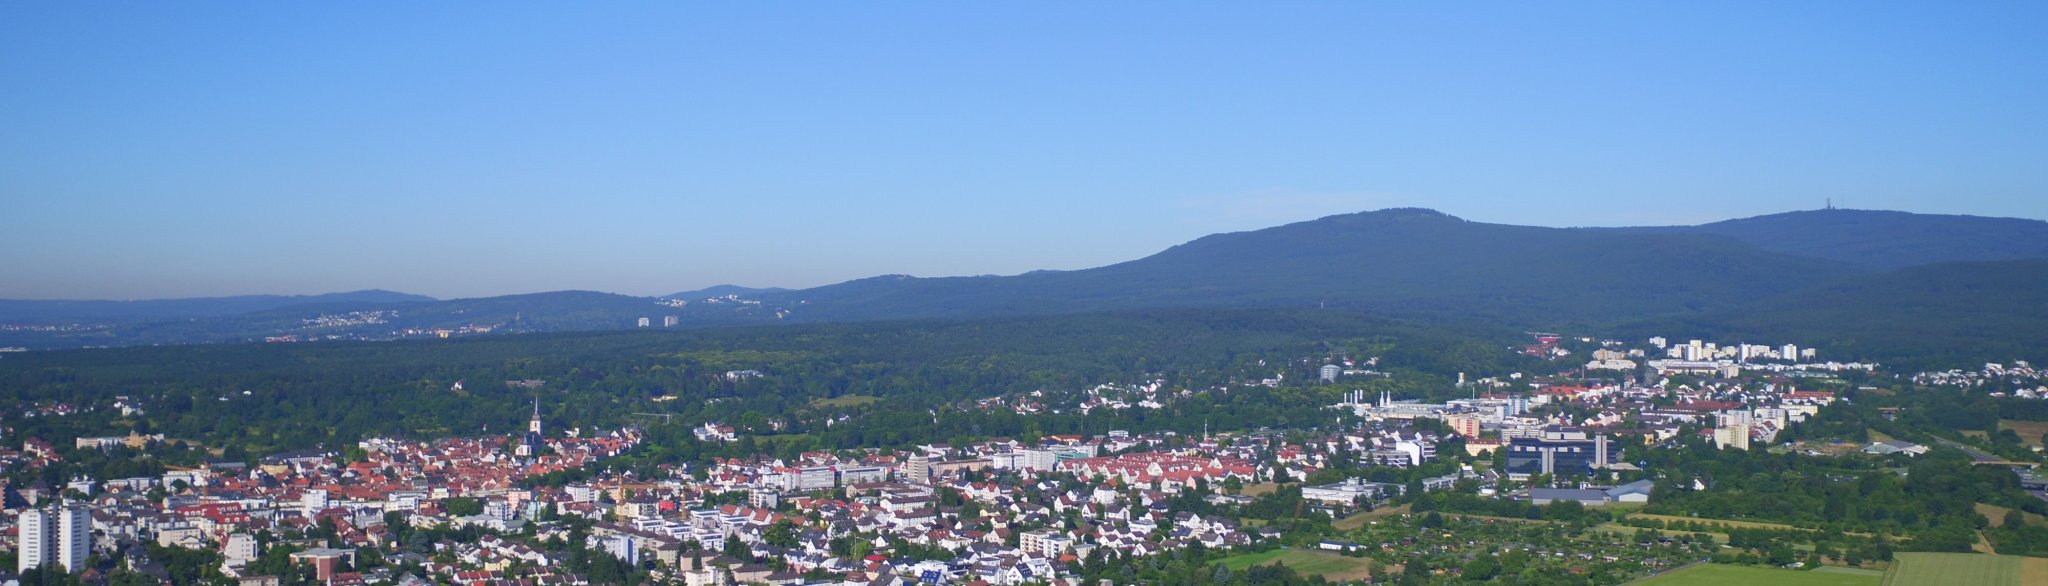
[5,207,2046,365]
[0,290,434,323]
[666,285,791,300]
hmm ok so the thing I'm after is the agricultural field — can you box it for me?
[1634,563,1880,586]
[1880,552,2044,586]
[1218,548,1376,582]
[2000,419,2048,448]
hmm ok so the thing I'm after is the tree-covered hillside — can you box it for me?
[750,208,1856,327]
[1625,259,2048,369]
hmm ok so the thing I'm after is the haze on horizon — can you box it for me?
[4,3,2046,300]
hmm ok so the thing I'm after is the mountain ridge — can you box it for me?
[744,207,1859,326]
[1596,208,2048,269]
[6,207,2047,359]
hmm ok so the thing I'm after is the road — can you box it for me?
[1931,436,2001,463]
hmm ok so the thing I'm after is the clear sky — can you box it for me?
[4,3,2045,300]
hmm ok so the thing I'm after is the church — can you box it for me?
[517,398,544,458]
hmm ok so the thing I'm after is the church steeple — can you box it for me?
[528,397,542,435]
[517,397,544,458]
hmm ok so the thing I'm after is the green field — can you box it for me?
[1635,563,1880,586]
[1219,549,1375,581]
[809,395,880,408]
[1881,552,2039,586]
[1333,504,1409,530]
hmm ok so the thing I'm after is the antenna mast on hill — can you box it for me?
[1826,197,1835,210]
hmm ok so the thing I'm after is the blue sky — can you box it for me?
[4,3,2045,299]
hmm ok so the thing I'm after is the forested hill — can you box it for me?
[745,208,1855,326]
[1600,208,2048,270]
[1624,259,2048,369]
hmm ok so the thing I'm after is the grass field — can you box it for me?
[1881,552,2038,586]
[1219,549,1375,581]
[1634,563,1880,586]
[1999,420,2048,448]
[1974,503,2048,527]
[810,395,879,408]
[1238,482,1288,497]
[1627,513,1809,532]
[1333,504,1409,530]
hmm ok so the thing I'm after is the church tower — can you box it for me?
[528,398,543,435]
[517,398,543,458]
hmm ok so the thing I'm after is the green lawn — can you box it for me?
[1636,563,1880,586]
[1882,552,2029,586]
[1219,549,1375,581]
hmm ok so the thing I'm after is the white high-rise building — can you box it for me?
[1781,344,1799,362]
[59,506,91,571]
[17,506,91,574]
[1680,344,1706,361]
[17,508,51,574]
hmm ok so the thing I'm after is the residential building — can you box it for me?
[1713,424,1750,450]
[1445,413,1481,438]
[16,505,91,574]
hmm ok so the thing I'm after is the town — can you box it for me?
[7,331,2045,586]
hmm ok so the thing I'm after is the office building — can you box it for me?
[1504,426,1610,480]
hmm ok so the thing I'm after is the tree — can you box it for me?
[1461,556,1499,581]
[723,536,752,561]
[764,520,799,548]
